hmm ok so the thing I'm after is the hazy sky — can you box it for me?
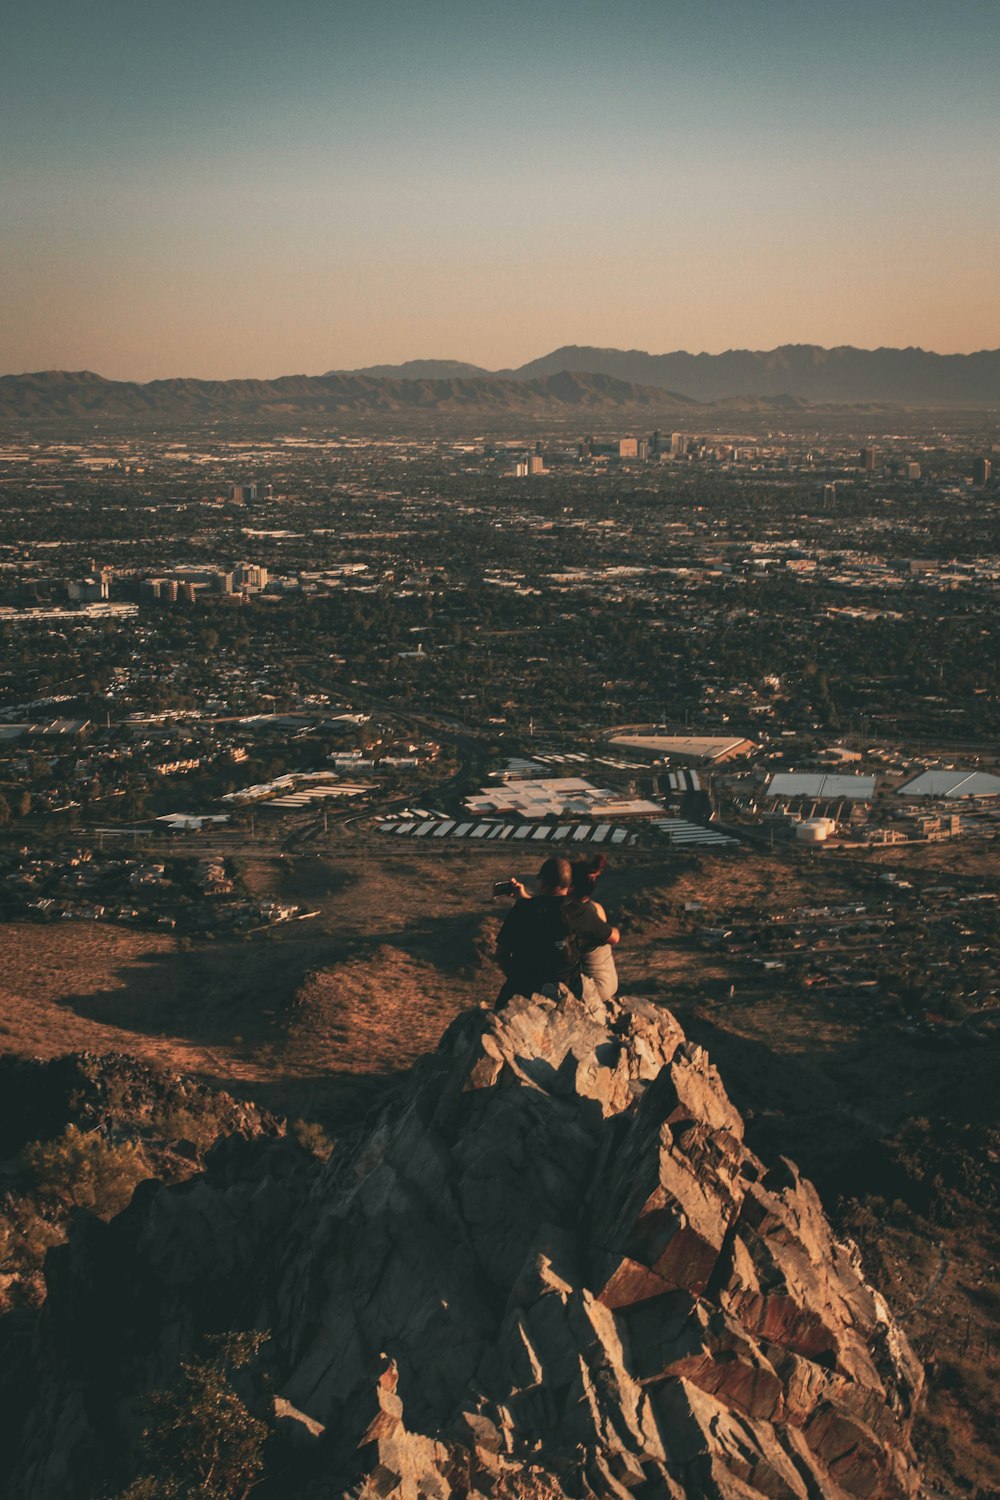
[3,0,1000,378]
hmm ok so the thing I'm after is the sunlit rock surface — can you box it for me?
[5,987,923,1498]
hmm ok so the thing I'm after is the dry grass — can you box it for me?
[2,836,998,1493]
[0,847,510,1120]
[0,924,247,1077]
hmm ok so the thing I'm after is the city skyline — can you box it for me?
[3,0,1000,380]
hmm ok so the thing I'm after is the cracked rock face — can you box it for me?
[4,989,923,1499]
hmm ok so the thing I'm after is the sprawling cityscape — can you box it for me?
[1,396,998,1497]
[2,411,997,847]
[4,0,1000,1494]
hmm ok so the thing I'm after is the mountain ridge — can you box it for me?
[5,343,999,415]
[0,368,802,423]
[337,358,492,380]
[329,342,1000,404]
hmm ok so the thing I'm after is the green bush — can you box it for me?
[0,1208,64,1296]
[112,1333,270,1500]
[150,1104,224,1153]
[22,1125,150,1219]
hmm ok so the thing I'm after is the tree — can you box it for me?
[112,1333,270,1500]
[121,788,148,820]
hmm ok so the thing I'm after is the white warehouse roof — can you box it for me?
[609,734,754,762]
[900,770,1000,799]
[467,776,662,820]
[766,772,876,800]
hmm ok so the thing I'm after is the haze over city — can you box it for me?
[3,0,1000,379]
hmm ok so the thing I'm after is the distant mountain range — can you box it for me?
[0,368,803,424]
[336,359,492,382]
[335,343,1000,405]
[3,343,998,424]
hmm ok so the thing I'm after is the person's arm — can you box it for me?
[588,898,620,945]
[580,904,619,948]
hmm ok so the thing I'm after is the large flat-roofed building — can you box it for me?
[900,769,1000,800]
[67,572,110,602]
[28,718,91,739]
[162,567,234,594]
[466,775,662,821]
[609,734,755,764]
[234,562,269,590]
[766,772,876,800]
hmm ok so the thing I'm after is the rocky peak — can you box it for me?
[4,989,923,1498]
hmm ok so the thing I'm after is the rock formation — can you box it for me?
[2,988,923,1498]
[0,1051,281,1312]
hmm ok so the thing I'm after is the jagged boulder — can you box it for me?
[2,989,923,1499]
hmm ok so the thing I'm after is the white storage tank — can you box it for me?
[796,817,835,844]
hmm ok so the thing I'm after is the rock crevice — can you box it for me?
[5,987,923,1499]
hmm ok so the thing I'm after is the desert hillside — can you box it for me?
[0,848,997,1496]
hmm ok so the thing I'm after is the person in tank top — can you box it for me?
[495,856,619,1009]
[570,855,619,1002]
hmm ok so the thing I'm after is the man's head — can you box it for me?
[537,856,571,894]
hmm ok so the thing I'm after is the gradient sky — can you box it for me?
[3,0,1000,379]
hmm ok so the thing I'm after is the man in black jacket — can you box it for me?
[494,856,620,1009]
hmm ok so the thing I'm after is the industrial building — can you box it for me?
[465,775,662,822]
[608,733,755,764]
[766,773,876,800]
[900,769,1000,800]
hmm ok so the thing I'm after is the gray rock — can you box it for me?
[2,986,923,1499]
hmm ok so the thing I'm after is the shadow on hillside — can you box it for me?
[52,935,329,1049]
[373,908,486,975]
[671,1004,1000,1213]
[48,907,491,1051]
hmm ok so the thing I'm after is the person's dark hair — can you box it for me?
[571,854,607,898]
[537,856,571,892]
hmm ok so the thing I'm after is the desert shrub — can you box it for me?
[150,1104,224,1153]
[112,1333,270,1500]
[0,1205,65,1308]
[919,1353,1000,1498]
[0,1204,64,1270]
[110,1480,178,1500]
[22,1125,150,1219]
[290,1118,334,1160]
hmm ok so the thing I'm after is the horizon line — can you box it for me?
[5,339,1000,385]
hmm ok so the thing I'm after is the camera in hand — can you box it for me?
[492,879,517,897]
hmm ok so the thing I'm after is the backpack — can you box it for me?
[510,898,582,986]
